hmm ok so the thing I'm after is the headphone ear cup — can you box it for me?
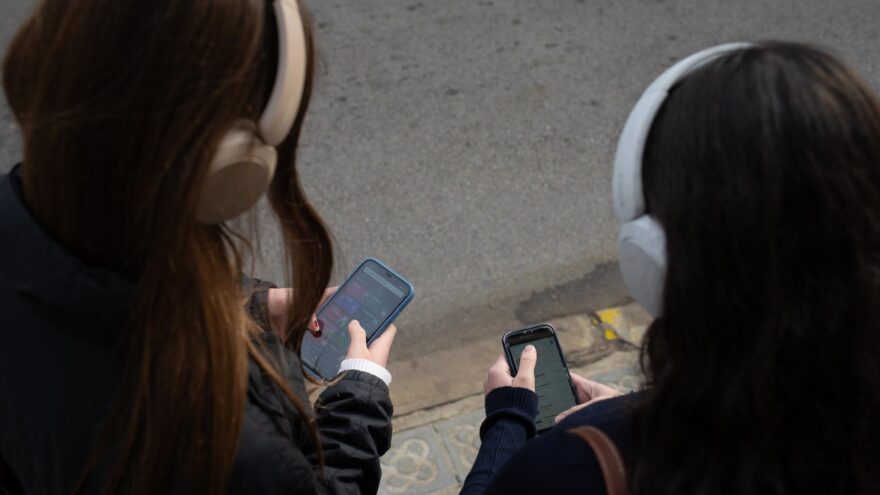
[618,215,667,316]
[197,123,277,224]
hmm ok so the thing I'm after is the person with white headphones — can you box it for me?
[462,41,880,495]
[0,0,396,493]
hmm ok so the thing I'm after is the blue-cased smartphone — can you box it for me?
[301,258,415,381]
[502,324,577,433]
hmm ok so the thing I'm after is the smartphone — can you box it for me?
[502,324,578,434]
[301,258,414,381]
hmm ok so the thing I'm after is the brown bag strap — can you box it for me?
[567,426,628,495]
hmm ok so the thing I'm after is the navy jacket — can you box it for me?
[461,387,637,495]
[0,167,392,494]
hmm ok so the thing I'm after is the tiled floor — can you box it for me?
[379,413,482,495]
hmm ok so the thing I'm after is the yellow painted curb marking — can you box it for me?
[595,307,622,341]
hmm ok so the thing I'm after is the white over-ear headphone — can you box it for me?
[196,0,308,224]
[613,42,753,316]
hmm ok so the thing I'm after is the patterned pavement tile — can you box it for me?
[434,409,484,483]
[379,425,457,495]
[588,364,642,393]
[426,484,464,495]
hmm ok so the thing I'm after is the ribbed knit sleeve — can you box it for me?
[459,387,538,495]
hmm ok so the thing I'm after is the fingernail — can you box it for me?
[524,345,536,355]
[554,415,564,424]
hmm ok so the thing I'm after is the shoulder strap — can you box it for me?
[567,426,628,495]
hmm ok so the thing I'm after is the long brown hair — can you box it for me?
[2,0,332,493]
[634,42,880,494]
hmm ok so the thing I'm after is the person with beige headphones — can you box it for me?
[0,0,395,493]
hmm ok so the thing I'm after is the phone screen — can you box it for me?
[507,329,577,432]
[301,259,412,380]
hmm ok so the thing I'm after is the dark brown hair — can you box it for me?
[2,0,331,492]
[634,42,880,494]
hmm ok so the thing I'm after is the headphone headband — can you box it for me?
[259,0,307,146]
[612,42,753,222]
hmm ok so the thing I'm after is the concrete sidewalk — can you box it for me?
[376,304,652,495]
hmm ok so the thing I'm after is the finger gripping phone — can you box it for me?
[502,324,577,434]
[301,258,415,381]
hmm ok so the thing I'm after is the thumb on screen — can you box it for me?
[346,320,368,359]
[512,345,537,391]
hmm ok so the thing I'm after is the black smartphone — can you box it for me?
[300,258,415,381]
[502,324,578,434]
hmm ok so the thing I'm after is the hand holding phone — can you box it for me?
[484,346,538,394]
[344,319,397,367]
[301,258,414,381]
[554,373,621,424]
[265,286,336,335]
[502,324,578,434]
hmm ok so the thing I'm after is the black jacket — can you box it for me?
[0,167,393,494]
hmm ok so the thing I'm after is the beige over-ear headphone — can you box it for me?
[196,0,308,224]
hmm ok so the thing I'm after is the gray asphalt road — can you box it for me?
[2,0,879,369]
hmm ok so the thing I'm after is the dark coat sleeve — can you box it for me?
[233,333,393,495]
[311,371,394,495]
[459,387,538,495]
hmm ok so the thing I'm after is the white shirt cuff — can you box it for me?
[339,358,392,386]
